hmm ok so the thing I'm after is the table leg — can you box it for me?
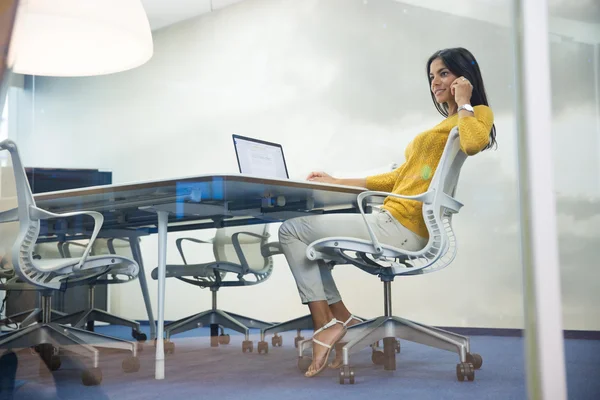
[129,237,156,341]
[155,211,169,380]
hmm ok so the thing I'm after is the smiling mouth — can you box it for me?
[434,89,445,96]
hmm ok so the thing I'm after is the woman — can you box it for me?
[278,47,497,378]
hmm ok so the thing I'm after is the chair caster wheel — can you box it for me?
[339,366,355,384]
[164,341,175,354]
[132,329,147,342]
[456,362,475,382]
[297,356,312,372]
[48,356,61,371]
[371,350,385,365]
[467,353,483,369]
[82,368,103,386]
[39,344,61,371]
[122,356,140,373]
[242,340,253,353]
[271,335,282,347]
[258,341,268,354]
[294,336,304,348]
[218,333,231,345]
[41,355,61,371]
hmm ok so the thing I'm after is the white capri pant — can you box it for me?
[278,208,427,304]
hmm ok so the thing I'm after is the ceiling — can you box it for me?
[140,0,599,41]
[140,0,247,31]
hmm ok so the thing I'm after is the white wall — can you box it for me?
[11,0,600,329]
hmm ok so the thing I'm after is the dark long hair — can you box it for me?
[427,47,497,150]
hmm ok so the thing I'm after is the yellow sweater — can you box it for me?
[365,105,494,238]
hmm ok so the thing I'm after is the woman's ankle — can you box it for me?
[308,300,335,329]
[328,301,352,322]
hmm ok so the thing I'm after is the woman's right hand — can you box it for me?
[306,171,338,184]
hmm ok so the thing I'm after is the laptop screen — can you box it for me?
[232,134,289,179]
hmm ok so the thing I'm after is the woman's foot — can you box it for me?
[305,319,346,378]
[328,316,363,369]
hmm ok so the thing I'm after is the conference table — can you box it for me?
[34,174,365,379]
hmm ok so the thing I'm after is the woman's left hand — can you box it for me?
[451,76,473,105]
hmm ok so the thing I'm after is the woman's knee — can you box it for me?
[278,218,300,243]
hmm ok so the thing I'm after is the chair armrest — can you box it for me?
[357,190,434,207]
[261,241,282,257]
[358,190,462,213]
[353,191,434,257]
[175,237,213,265]
[352,189,462,258]
[106,237,130,255]
[60,241,89,258]
[231,231,270,274]
[29,206,103,271]
[0,207,18,224]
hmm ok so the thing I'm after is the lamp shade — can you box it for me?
[9,0,153,77]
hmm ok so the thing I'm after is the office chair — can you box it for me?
[0,139,141,386]
[260,168,395,352]
[52,239,147,343]
[0,243,71,329]
[151,224,280,353]
[299,128,482,383]
[0,177,66,329]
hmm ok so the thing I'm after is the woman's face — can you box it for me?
[429,57,458,104]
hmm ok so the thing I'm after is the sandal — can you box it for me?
[341,315,364,327]
[305,318,347,378]
[328,315,364,369]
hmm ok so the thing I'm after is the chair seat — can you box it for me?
[307,236,444,277]
[308,237,419,260]
[151,262,242,280]
[2,255,138,290]
[35,254,138,277]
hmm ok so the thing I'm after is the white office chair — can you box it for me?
[300,128,482,384]
[0,243,69,329]
[0,171,67,328]
[260,165,396,349]
[151,224,279,354]
[0,139,141,386]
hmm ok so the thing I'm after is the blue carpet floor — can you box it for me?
[3,325,600,400]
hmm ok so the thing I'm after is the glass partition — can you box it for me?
[547,1,600,398]
[3,0,596,399]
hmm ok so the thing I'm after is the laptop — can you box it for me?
[0,0,19,118]
[232,134,290,179]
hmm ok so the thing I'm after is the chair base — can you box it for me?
[52,308,146,341]
[298,315,482,383]
[165,309,271,345]
[344,315,470,364]
[1,308,66,328]
[0,322,139,385]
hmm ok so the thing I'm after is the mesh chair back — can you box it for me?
[213,224,271,274]
[0,140,45,287]
[402,127,467,274]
